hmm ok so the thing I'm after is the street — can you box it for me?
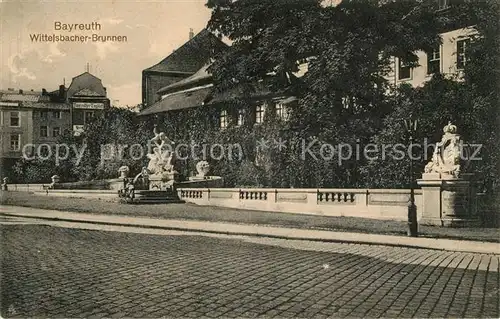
[0,216,498,318]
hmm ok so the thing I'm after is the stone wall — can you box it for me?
[178,188,423,221]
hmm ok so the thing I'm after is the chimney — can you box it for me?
[59,85,66,100]
[189,28,194,40]
[19,89,23,94]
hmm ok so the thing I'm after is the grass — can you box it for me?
[1,190,499,243]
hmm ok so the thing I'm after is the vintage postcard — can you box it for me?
[0,0,498,318]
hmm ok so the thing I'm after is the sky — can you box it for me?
[0,0,212,107]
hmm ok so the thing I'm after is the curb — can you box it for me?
[1,210,499,255]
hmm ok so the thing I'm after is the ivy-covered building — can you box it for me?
[136,1,489,188]
[139,62,296,129]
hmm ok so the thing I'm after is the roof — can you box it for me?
[22,101,71,110]
[139,87,212,115]
[157,64,212,95]
[73,88,105,97]
[0,89,42,95]
[139,83,294,116]
[143,29,227,74]
[0,93,41,102]
[67,72,107,97]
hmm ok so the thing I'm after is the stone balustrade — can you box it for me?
[317,190,356,203]
[177,188,424,221]
[180,190,203,199]
[239,190,268,200]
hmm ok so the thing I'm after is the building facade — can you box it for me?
[139,4,474,127]
[141,29,227,109]
[388,27,476,87]
[0,94,35,160]
[66,72,110,135]
[0,72,110,178]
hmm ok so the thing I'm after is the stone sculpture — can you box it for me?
[147,125,175,177]
[49,175,60,189]
[424,121,465,177]
[196,161,210,178]
[418,122,478,227]
[118,166,130,178]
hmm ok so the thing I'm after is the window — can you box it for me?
[438,0,450,10]
[84,111,94,125]
[457,39,470,69]
[342,96,350,109]
[53,111,62,119]
[255,103,266,124]
[10,134,20,151]
[41,110,48,119]
[341,96,361,110]
[219,110,228,129]
[398,59,412,80]
[237,109,245,126]
[39,144,51,157]
[53,127,61,137]
[427,47,441,75]
[40,126,48,137]
[10,111,20,127]
[275,103,289,120]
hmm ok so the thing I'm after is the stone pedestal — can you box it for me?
[149,172,178,191]
[418,173,479,227]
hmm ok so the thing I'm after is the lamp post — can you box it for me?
[404,118,418,237]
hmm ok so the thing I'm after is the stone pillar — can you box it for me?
[417,174,442,226]
[418,173,479,227]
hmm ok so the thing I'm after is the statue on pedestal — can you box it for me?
[196,161,210,178]
[424,122,465,178]
[419,122,478,226]
[146,125,176,178]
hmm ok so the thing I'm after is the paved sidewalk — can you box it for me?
[2,191,499,243]
[1,205,499,254]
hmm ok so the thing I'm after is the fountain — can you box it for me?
[118,125,223,203]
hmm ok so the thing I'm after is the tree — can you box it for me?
[205,0,446,187]
[12,107,153,183]
[364,0,500,194]
[74,107,152,181]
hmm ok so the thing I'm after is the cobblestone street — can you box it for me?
[1,222,499,318]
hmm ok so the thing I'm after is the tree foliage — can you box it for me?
[202,0,499,191]
[13,108,152,183]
